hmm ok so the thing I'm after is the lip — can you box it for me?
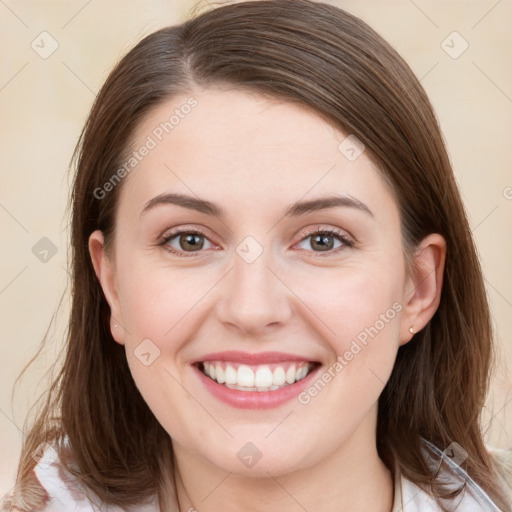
[192,360,322,409]
[191,350,318,365]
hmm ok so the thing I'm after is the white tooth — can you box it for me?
[296,365,307,380]
[208,364,216,380]
[256,386,270,392]
[225,365,237,385]
[285,365,297,384]
[272,367,286,386]
[237,365,255,387]
[216,366,225,384]
[254,366,273,387]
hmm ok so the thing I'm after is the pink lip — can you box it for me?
[192,350,318,365]
[192,361,322,410]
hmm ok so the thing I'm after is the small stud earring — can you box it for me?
[409,327,414,334]
[114,324,118,328]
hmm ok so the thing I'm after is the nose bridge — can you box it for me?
[216,239,292,333]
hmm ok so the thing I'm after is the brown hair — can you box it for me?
[4,1,510,510]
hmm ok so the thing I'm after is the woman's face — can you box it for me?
[90,86,420,476]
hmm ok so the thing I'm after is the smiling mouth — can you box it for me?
[195,361,321,392]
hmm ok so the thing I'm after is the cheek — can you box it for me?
[125,356,200,446]
[116,258,217,341]
[292,268,403,428]
[293,263,403,345]
[290,262,404,412]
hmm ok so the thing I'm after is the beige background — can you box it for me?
[1,0,511,497]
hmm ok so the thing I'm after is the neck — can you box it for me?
[167,412,394,512]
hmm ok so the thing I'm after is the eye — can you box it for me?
[160,229,215,257]
[295,227,353,256]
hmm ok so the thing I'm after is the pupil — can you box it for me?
[182,234,203,251]
[313,234,333,251]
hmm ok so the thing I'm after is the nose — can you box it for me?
[215,247,293,336]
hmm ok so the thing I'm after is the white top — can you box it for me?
[5,438,510,511]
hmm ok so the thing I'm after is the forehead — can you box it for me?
[118,86,397,222]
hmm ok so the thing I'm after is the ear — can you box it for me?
[88,230,126,345]
[399,233,446,346]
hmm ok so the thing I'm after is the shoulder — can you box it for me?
[488,445,512,492]
[2,438,159,512]
[395,439,509,512]
[31,440,107,511]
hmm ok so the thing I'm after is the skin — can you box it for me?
[89,85,446,512]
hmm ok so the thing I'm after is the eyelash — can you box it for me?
[159,227,354,258]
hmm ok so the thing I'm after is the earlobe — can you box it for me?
[88,230,126,345]
[399,233,446,345]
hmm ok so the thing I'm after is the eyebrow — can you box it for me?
[140,192,374,218]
